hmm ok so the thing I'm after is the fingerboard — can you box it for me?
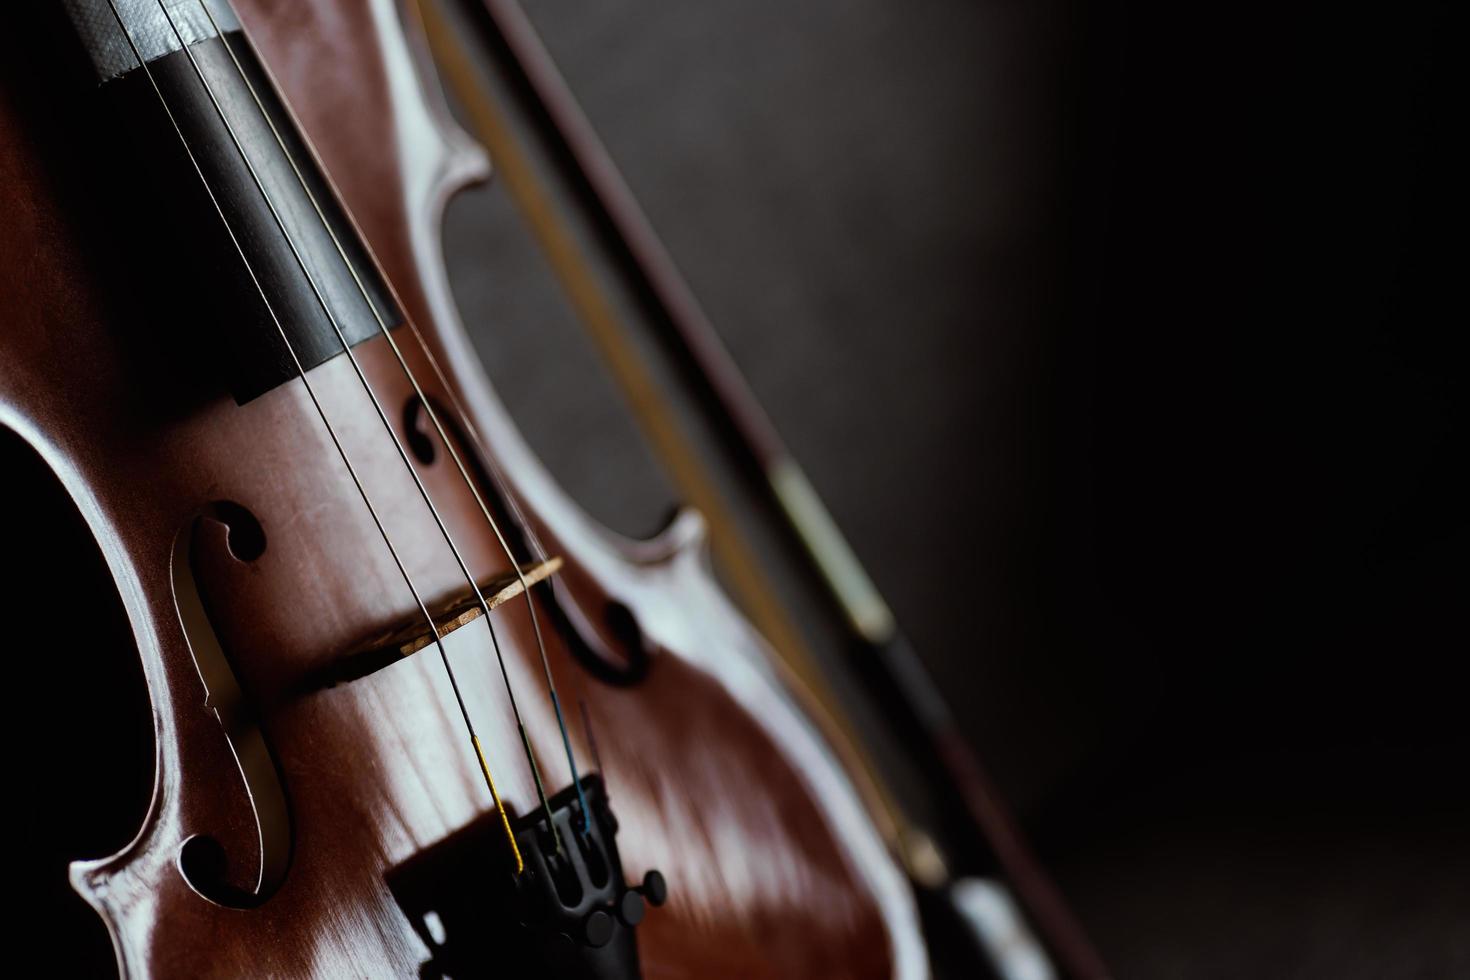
[61,0,403,403]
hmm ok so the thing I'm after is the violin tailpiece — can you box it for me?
[386,774,668,980]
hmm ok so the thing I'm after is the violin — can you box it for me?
[1,1,926,976]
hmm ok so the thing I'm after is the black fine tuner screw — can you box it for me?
[583,908,614,948]
[618,889,646,927]
[639,870,668,907]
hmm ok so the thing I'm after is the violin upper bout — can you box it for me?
[376,0,493,202]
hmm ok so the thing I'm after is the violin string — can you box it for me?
[578,700,607,797]
[397,0,553,565]
[392,0,660,683]
[97,0,525,873]
[386,0,579,684]
[194,0,592,834]
[377,0,560,629]
[149,0,569,852]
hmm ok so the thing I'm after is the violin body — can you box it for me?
[0,1,923,976]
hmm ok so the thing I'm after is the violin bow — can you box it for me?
[413,0,1108,975]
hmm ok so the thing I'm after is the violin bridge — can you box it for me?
[312,557,564,692]
[390,556,564,657]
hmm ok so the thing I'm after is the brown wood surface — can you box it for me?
[0,0,924,977]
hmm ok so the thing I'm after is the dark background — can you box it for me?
[439,0,1467,975]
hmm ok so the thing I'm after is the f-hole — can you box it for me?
[405,395,650,685]
[170,502,291,908]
